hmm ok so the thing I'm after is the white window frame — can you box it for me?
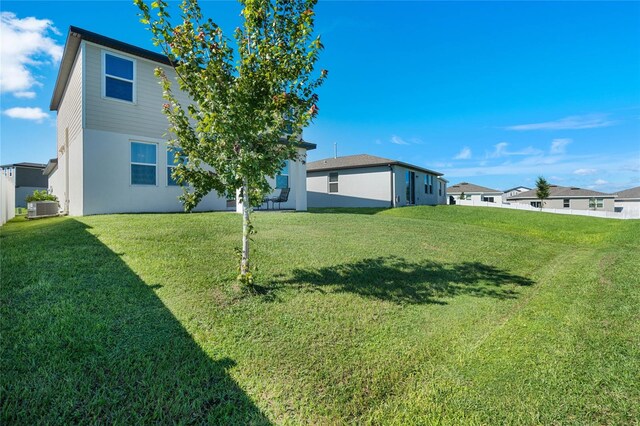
[596,198,604,208]
[130,141,157,186]
[102,50,136,104]
[328,172,339,193]
[563,198,570,208]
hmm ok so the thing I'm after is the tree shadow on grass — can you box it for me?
[0,219,270,424]
[265,256,534,305]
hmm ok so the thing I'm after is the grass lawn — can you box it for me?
[1,206,638,424]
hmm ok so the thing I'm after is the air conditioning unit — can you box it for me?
[27,201,59,219]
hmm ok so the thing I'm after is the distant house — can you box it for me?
[306,154,446,208]
[506,185,616,211]
[47,26,314,216]
[0,163,47,208]
[503,186,530,199]
[613,186,640,215]
[447,182,503,205]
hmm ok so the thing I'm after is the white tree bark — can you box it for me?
[241,177,250,276]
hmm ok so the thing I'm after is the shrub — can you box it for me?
[25,190,58,203]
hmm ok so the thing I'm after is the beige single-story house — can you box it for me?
[613,186,640,216]
[48,26,314,216]
[506,185,617,211]
[307,154,446,208]
[447,182,503,205]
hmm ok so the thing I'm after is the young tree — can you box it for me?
[135,0,326,284]
[535,176,550,209]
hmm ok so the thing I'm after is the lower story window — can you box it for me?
[329,172,338,193]
[276,160,289,189]
[563,198,570,208]
[482,196,494,203]
[131,141,156,185]
[531,201,541,208]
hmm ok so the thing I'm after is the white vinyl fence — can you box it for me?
[455,199,639,220]
[1,169,16,226]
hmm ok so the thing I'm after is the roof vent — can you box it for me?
[570,187,580,190]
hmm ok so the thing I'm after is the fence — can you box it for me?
[1,169,16,226]
[455,199,639,220]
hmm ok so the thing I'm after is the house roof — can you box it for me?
[51,26,171,111]
[614,186,640,200]
[447,182,502,194]
[0,162,47,169]
[503,186,531,193]
[306,154,443,176]
[507,185,616,200]
[43,159,59,176]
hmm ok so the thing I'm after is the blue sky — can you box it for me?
[1,1,639,192]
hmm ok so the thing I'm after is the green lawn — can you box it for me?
[1,206,638,424]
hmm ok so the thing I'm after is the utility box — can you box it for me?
[27,201,59,219]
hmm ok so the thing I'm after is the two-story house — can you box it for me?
[48,26,314,216]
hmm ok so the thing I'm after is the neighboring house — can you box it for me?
[613,186,640,215]
[48,26,314,216]
[306,154,446,208]
[0,163,47,208]
[447,182,503,205]
[503,186,530,199]
[506,185,616,211]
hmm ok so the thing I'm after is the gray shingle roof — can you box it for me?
[0,162,47,169]
[615,186,640,200]
[507,185,616,200]
[306,154,442,176]
[447,182,502,194]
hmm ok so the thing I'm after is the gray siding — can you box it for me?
[308,166,392,208]
[56,45,83,153]
[393,166,441,207]
[84,42,190,139]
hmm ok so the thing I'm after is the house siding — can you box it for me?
[509,197,615,212]
[53,44,84,215]
[308,166,392,208]
[84,42,191,140]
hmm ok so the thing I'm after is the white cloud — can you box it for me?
[390,135,409,146]
[594,179,608,186]
[3,106,49,121]
[454,147,472,160]
[13,91,37,99]
[489,142,541,158]
[0,12,62,96]
[550,138,572,154]
[573,168,597,176]
[506,114,616,131]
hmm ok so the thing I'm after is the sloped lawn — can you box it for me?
[1,207,638,424]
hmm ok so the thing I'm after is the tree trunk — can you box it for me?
[241,177,250,277]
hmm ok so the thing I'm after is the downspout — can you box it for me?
[389,164,395,208]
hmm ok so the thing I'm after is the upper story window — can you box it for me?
[276,161,289,189]
[104,52,135,102]
[131,142,156,185]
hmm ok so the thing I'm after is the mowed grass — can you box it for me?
[1,206,638,424]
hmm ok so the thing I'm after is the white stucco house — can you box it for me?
[506,185,617,211]
[447,182,503,205]
[503,186,531,199]
[306,154,447,208]
[47,26,314,216]
[613,186,640,216]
